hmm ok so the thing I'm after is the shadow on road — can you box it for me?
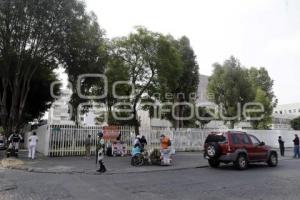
[209,163,281,171]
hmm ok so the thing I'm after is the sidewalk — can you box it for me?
[0,149,295,175]
[1,150,208,175]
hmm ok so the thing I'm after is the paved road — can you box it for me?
[1,158,300,200]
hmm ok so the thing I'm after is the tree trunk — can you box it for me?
[229,121,235,129]
[180,105,185,128]
[174,104,180,129]
[133,104,139,136]
[0,79,9,136]
[8,78,21,132]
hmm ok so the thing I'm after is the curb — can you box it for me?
[3,164,209,175]
[1,157,296,175]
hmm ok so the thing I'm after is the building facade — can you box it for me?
[271,103,300,130]
[273,103,300,116]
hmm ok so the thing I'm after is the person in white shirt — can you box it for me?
[28,132,38,159]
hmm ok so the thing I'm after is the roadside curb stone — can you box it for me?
[3,162,208,175]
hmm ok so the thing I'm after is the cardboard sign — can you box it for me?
[102,126,120,140]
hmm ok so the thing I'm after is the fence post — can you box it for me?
[44,125,50,156]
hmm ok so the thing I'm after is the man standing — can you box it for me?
[96,132,106,173]
[85,134,91,159]
[140,136,148,149]
[278,136,285,157]
[293,134,300,159]
[28,132,38,160]
[8,129,23,154]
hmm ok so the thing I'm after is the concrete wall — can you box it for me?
[246,129,299,148]
[25,125,49,156]
[170,129,300,151]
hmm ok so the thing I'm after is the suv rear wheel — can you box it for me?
[234,154,248,170]
[208,159,220,168]
[206,143,220,159]
[267,152,278,167]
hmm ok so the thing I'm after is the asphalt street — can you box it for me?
[1,158,300,200]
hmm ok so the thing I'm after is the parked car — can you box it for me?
[0,139,6,150]
[203,131,278,170]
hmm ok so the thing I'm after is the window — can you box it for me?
[205,134,227,143]
[280,111,282,114]
[298,109,300,113]
[249,135,260,145]
[230,133,239,144]
[294,109,296,113]
[275,111,278,114]
[289,110,292,113]
[240,134,251,144]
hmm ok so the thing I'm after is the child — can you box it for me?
[96,132,106,173]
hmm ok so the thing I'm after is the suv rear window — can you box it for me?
[205,133,227,143]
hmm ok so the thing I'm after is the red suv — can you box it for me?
[204,131,278,170]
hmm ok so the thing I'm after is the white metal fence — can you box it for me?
[26,125,300,157]
[48,125,135,157]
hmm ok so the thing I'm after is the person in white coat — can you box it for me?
[28,132,38,159]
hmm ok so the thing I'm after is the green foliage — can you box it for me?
[105,53,130,109]
[57,5,108,124]
[207,56,255,128]
[110,27,182,133]
[246,67,277,129]
[154,36,199,128]
[22,66,60,125]
[0,0,81,133]
[0,0,108,132]
[249,88,272,129]
[291,116,300,130]
[196,107,212,129]
[207,57,276,129]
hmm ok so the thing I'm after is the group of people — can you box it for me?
[88,132,173,173]
[132,133,173,165]
[133,135,148,150]
[1,130,38,160]
[278,134,300,158]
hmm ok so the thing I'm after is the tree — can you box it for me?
[247,67,277,129]
[0,0,89,134]
[111,27,182,134]
[207,56,255,128]
[22,66,60,125]
[196,107,212,129]
[103,52,133,126]
[0,63,60,134]
[158,36,199,128]
[291,116,300,130]
[58,11,108,125]
[250,88,272,129]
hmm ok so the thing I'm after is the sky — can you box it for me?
[83,0,300,105]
